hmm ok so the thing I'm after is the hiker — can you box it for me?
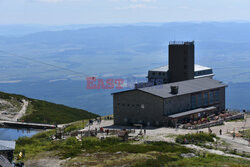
[184,138,187,144]
[106,129,109,135]
[248,140,250,147]
[144,129,146,135]
[208,127,212,134]
[219,129,222,135]
[233,132,236,139]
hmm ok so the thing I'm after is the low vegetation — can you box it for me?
[15,125,250,167]
[176,132,217,144]
[242,128,250,139]
[0,91,99,124]
[133,153,250,167]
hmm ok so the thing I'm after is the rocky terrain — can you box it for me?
[0,98,24,121]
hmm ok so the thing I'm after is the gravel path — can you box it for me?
[185,144,250,160]
[13,99,28,121]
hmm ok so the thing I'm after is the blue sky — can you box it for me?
[0,0,250,25]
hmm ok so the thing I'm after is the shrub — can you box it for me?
[64,121,86,133]
[176,132,216,144]
[133,154,180,167]
[59,137,82,158]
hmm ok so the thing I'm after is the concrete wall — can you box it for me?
[163,94,191,116]
[218,87,226,111]
[164,87,226,116]
[113,90,164,126]
[169,43,194,82]
[113,87,226,127]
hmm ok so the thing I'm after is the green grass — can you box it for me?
[133,153,250,167]
[81,137,191,154]
[15,129,250,166]
[15,120,87,160]
[15,130,56,159]
[242,128,250,139]
[15,130,191,160]
[176,132,217,144]
[64,120,87,133]
[0,91,99,124]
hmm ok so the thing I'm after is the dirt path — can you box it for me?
[185,144,250,160]
[13,99,28,121]
[204,117,250,153]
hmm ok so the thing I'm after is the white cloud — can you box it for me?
[49,78,67,82]
[129,0,156,2]
[36,0,63,3]
[0,80,22,84]
[179,6,188,9]
[35,0,87,3]
[115,0,156,10]
[116,3,155,10]
[102,73,119,77]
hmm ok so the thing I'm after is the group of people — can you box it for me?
[88,117,102,125]
[208,127,223,136]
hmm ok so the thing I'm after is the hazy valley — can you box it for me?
[0,22,250,115]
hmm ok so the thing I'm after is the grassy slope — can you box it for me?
[0,91,99,124]
[15,123,250,167]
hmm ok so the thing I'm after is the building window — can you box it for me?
[124,118,128,123]
[214,90,219,103]
[141,104,145,109]
[159,72,161,76]
[184,72,187,77]
[209,91,214,104]
[203,92,208,106]
[197,93,202,107]
[127,104,130,107]
[152,72,155,76]
[191,95,196,109]
[184,50,187,55]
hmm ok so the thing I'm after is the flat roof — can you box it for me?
[0,140,15,151]
[150,64,211,72]
[112,78,227,98]
[138,78,227,98]
[168,106,217,119]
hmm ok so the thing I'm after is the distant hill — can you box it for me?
[0,22,249,115]
[0,91,99,124]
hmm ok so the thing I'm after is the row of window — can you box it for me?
[191,90,219,109]
[123,118,160,126]
[151,72,167,76]
[194,69,213,76]
[118,103,145,109]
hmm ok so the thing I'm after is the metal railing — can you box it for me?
[169,41,194,45]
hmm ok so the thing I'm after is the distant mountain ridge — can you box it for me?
[0,22,249,115]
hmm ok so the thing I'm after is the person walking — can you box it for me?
[233,132,236,140]
[219,129,222,135]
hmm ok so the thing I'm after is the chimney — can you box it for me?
[170,85,179,94]
[168,41,195,83]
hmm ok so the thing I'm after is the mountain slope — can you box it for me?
[0,91,99,124]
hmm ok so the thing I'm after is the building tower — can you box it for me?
[168,41,195,83]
